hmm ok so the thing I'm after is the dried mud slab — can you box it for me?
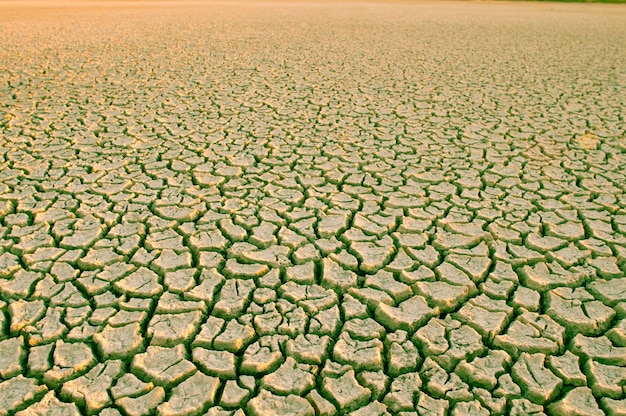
[0,0,625,414]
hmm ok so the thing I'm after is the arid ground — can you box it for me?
[1,1,626,415]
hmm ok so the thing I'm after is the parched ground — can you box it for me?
[1,1,626,415]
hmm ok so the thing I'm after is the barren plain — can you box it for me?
[1,1,626,415]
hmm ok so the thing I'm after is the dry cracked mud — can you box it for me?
[1,0,626,415]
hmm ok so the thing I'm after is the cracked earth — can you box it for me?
[1,1,626,415]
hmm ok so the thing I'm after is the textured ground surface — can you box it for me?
[1,1,626,415]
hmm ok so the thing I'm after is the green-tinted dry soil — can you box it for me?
[1,1,626,415]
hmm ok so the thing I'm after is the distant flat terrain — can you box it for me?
[1,1,626,415]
